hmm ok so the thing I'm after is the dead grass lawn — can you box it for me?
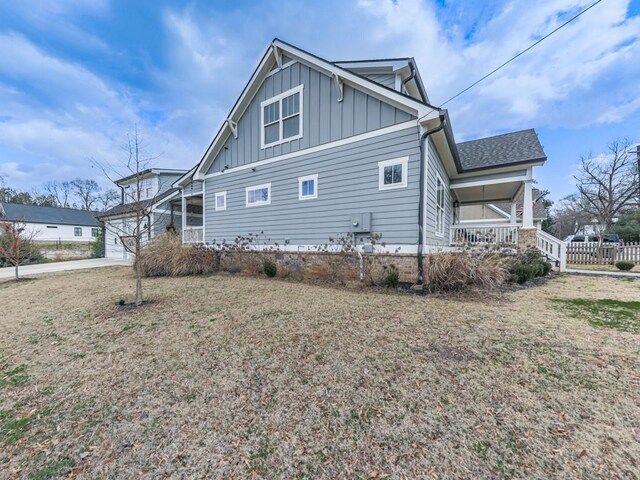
[1,269,639,479]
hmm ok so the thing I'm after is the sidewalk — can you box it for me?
[565,268,640,278]
[0,258,131,279]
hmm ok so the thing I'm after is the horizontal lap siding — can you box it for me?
[362,73,396,89]
[425,139,452,246]
[204,126,420,245]
[207,62,415,175]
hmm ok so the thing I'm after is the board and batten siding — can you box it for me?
[424,139,452,247]
[204,126,421,246]
[205,62,415,175]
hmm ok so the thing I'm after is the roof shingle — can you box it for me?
[456,129,546,171]
[0,203,99,226]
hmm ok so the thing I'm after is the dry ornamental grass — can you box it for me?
[0,268,639,479]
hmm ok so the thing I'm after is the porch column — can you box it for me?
[181,193,186,242]
[510,202,517,225]
[522,179,534,228]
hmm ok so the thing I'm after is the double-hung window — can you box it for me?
[260,85,303,148]
[435,172,446,237]
[91,228,100,237]
[378,157,408,190]
[298,174,318,200]
[74,227,83,237]
[246,183,271,207]
[215,191,227,211]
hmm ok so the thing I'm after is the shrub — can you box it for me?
[615,261,634,271]
[383,267,400,288]
[90,226,105,258]
[504,250,552,284]
[263,258,277,277]
[423,252,504,293]
[136,234,218,277]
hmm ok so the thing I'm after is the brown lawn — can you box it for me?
[1,268,639,479]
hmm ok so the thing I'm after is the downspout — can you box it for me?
[402,64,415,95]
[119,185,125,204]
[417,114,447,284]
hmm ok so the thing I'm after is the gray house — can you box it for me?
[173,39,565,278]
[98,168,193,259]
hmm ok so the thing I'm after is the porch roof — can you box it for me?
[456,129,546,172]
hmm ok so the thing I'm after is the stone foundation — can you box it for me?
[518,228,538,250]
[218,250,420,284]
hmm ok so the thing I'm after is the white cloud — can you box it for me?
[356,0,640,138]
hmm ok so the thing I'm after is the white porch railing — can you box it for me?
[450,224,519,246]
[536,230,567,271]
[183,227,203,244]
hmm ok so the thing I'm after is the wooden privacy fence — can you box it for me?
[566,242,640,265]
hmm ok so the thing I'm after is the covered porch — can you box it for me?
[448,167,566,270]
[180,184,204,243]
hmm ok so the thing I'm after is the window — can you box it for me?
[91,228,100,237]
[215,191,227,211]
[74,227,83,237]
[298,174,318,200]
[260,85,304,148]
[378,157,408,190]
[246,183,271,207]
[435,173,446,237]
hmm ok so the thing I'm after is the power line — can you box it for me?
[433,0,605,111]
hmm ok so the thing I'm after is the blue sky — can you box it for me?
[0,0,639,202]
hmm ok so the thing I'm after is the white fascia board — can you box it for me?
[273,40,429,116]
[173,166,198,188]
[450,171,529,190]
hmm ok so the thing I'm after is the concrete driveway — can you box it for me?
[0,258,131,279]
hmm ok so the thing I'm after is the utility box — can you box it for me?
[349,212,372,233]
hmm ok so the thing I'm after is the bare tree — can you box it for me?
[93,128,160,306]
[575,138,639,241]
[0,220,39,281]
[551,193,592,238]
[70,178,101,211]
[97,189,120,212]
[43,180,73,208]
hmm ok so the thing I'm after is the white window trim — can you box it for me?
[214,191,227,211]
[246,183,272,207]
[298,174,318,200]
[435,171,446,237]
[378,157,409,191]
[260,84,304,149]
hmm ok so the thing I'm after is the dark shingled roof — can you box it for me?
[0,203,99,226]
[97,188,179,219]
[456,129,546,172]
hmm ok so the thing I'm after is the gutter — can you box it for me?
[417,114,447,284]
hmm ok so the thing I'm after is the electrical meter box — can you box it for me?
[349,212,372,233]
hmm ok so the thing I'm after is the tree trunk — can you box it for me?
[135,238,143,306]
[14,262,19,281]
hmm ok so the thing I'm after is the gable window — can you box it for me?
[74,227,83,237]
[91,228,100,237]
[435,172,446,237]
[298,174,318,200]
[378,157,408,190]
[215,191,227,211]
[260,85,303,149]
[246,183,271,207]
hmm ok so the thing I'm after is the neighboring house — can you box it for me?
[97,169,194,259]
[0,203,99,242]
[171,39,560,278]
[459,188,547,230]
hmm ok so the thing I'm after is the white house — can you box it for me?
[0,203,100,243]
